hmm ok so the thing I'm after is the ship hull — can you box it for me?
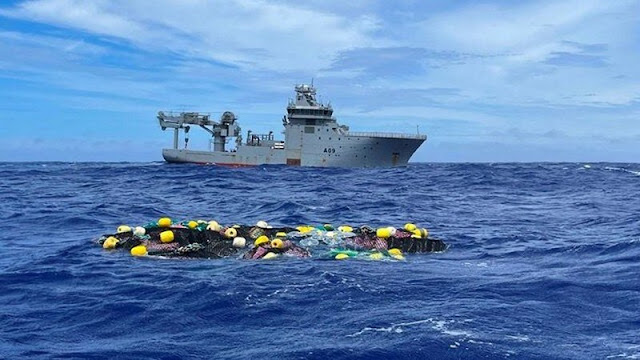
[163,135,425,168]
[162,147,286,166]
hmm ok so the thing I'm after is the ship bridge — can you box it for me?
[285,84,335,125]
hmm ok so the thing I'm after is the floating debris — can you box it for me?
[96,218,448,260]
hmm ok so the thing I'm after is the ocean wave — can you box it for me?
[0,162,638,359]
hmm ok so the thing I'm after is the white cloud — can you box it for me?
[4,0,149,38]
[367,0,639,108]
[0,30,106,56]
[1,0,381,72]
[413,0,634,55]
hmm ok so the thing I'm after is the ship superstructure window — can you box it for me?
[306,119,316,125]
[305,126,315,133]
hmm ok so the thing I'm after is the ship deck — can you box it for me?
[346,131,427,140]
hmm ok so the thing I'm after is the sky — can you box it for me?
[0,0,639,162]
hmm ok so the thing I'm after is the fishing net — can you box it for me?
[97,221,447,260]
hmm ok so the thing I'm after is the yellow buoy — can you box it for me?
[411,234,422,239]
[158,217,172,227]
[188,220,198,229]
[376,227,392,238]
[335,253,350,260]
[254,235,269,247]
[271,239,284,249]
[412,229,422,238]
[420,228,429,239]
[338,225,353,233]
[262,252,279,260]
[232,237,246,248]
[130,245,147,257]
[102,236,119,249]
[224,227,238,238]
[160,230,174,243]
[276,232,287,238]
[117,225,131,233]
[404,223,417,232]
[133,226,146,236]
[388,248,402,256]
[207,221,221,231]
[369,252,384,260]
[391,254,405,261]
[296,226,313,233]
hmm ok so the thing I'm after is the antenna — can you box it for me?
[311,77,314,86]
[417,125,420,135]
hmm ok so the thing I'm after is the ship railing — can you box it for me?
[346,131,427,140]
[162,111,211,117]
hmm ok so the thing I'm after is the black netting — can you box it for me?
[97,224,447,258]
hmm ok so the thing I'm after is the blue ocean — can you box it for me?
[0,162,638,359]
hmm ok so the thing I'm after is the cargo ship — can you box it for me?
[158,84,426,167]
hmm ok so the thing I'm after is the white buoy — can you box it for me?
[256,220,269,228]
[232,237,246,248]
[134,226,146,236]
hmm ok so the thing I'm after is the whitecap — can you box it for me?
[506,334,531,342]
[606,353,640,359]
[347,318,473,339]
[604,166,640,176]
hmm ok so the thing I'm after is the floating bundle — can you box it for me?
[97,219,447,261]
